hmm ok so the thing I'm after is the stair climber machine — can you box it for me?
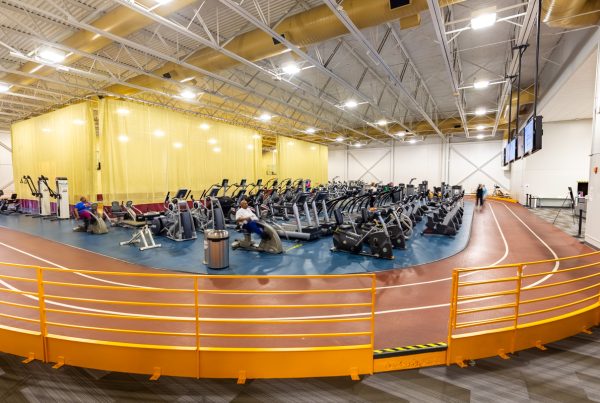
[151,189,197,241]
[331,209,394,260]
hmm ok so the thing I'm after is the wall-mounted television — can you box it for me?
[516,132,525,160]
[508,138,516,162]
[524,115,543,155]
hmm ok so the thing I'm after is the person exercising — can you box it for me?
[476,184,485,209]
[236,199,264,238]
[73,196,93,232]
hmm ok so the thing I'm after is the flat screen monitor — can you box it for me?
[516,132,524,160]
[508,138,516,162]
[524,116,534,154]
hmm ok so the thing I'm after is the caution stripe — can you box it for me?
[373,342,447,359]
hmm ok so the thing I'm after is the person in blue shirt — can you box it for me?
[73,196,92,232]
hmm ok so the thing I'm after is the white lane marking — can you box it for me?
[378,202,509,289]
[502,204,559,288]
[0,241,157,289]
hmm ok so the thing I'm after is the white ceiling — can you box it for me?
[540,49,597,122]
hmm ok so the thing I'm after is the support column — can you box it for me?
[441,137,450,184]
[585,43,600,247]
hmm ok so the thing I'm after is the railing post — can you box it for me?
[194,276,200,379]
[36,267,48,363]
[511,265,524,353]
[446,270,459,365]
[370,274,376,351]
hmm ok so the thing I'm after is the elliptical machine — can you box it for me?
[331,209,394,259]
[151,189,197,241]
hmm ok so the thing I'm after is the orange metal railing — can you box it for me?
[0,262,375,380]
[446,251,600,366]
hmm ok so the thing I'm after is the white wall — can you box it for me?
[328,138,505,191]
[0,131,14,194]
[509,119,593,203]
[585,43,600,248]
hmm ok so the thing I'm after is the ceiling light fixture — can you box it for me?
[281,61,301,75]
[38,47,66,63]
[471,10,497,30]
[118,135,129,143]
[213,146,221,153]
[305,127,316,134]
[0,83,11,92]
[199,123,210,130]
[180,89,196,99]
[473,80,490,89]
[72,119,85,126]
[475,107,487,116]
[344,100,358,109]
[476,125,485,131]
[335,136,345,142]
[258,113,272,122]
[41,128,51,133]
[396,131,406,137]
[477,134,485,139]
[173,142,183,149]
[154,129,165,137]
[116,108,129,115]
[376,119,387,126]
[252,134,261,139]
[310,146,316,150]
[247,144,254,150]
[208,138,217,145]
[353,143,362,148]
[408,139,417,144]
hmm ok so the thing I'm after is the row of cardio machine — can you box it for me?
[326,181,465,259]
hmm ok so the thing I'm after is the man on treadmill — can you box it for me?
[235,199,265,238]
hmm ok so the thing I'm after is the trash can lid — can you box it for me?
[206,229,230,240]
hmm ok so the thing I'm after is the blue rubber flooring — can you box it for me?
[0,202,473,275]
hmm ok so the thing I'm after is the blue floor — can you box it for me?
[0,202,473,275]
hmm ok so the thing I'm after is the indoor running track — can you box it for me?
[0,200,595,349]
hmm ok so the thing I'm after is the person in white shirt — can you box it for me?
[235,199,264,238]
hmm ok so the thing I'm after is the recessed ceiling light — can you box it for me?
[476,125,485,131]
[396,131,406,137]
[335,136,345,142]
[258,113,271,122]
[180,89,196,99]
[208,138,217,145]
[353,142,362,148]
[344,100,358,108]
[281,61,300,75]
[376,119,387,126]
[38,47,66,63]
[475,107,486,116]
[471,11,497,30]
[72,119,85,126]
[154,129,165,137]
[213,146,221,153]
[306,127,316,134]
[0,83,11,92]
[199,123,210,130]
[173,142,183,149]
[116,108,129,115]
[477,134,485,139]
[473,80,490,89]
[118,135,129,143]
